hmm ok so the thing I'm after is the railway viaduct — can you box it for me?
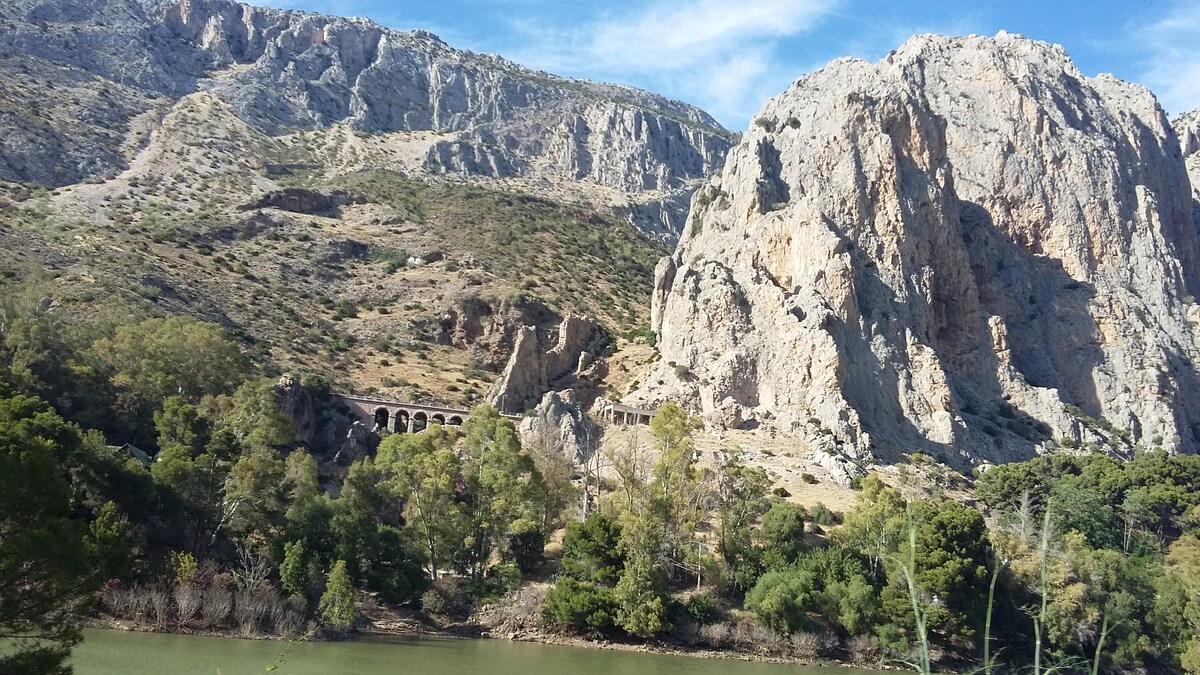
[335,393,521,434]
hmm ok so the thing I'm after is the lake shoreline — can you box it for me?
[85,613,891,672]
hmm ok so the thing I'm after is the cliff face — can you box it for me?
[0,0,732,238]
[636,33,1200,466]
[1179,109,1200,204]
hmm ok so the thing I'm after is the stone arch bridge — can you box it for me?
[335,394,520,434]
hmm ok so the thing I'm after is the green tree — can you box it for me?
[377,427,467,580]
[151,442,227,550]
[460,405,540,578]
[627,402,710,582]
[153,396,210,454]
[613,550,670,636]
[715,450,772,591]
[542,578,619,638]
[745,566,818,633]
[561,512,625,585]
[283,450,321,507]
[836,474,906,577]
[1050,478,1117,550]
[222,446,287,544]
[760,501,807,570]
[89,317,249,439]
[319,560,358,630]
[280,540,314,598]
[0,395,94,674]
[526,429,578,534]
[86,501,138,581]
[881,500,989,650]
[1151,535,1200,672]
[207,379,294,451]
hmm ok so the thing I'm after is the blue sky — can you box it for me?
[262,0,1200,131]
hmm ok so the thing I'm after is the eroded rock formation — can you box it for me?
[488,315,606,414]
[635,33,1200,466]
[517,389,600,466]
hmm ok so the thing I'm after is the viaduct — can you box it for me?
[335,393,521,434]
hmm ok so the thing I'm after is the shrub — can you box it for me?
[170,551,198,585]
[745,568,816,633]
[506,524,545,573]
[421,579,471,619]
[542,578,619,638]
[808,502,839,526]
[685,594,718,625]
[801,472,817,484]
[847,633,883,666]
[465,563,522,601]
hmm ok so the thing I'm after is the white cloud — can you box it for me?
[1137,2,1200,117]
[506,0,839,128]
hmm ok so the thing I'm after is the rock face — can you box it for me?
[488,315,606,414]
[517,389,600,466]
[1178,110,1200,204]
[635,33,1200,466]
[0,0,732,239]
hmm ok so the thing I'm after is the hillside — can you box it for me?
[0,0,738,404]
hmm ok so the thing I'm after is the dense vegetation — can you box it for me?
[541,412,1200,673]
[3,286,1200,674]
[0,293,573,673]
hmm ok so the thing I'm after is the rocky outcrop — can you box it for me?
[635,32,1200,466]
[273,373,376,473]
[517,389,600,465]
[0,0,732,239]
[1177,110,1200,158]
[1178,110,1200,206]
[488,315,606,414]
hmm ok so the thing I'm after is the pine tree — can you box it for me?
[318,560,357,631]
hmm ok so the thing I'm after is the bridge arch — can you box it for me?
[373,407,390,432]
[395,409,410,433]
[431,413,446,426]
[448,415,464,426]
[412,411,428,433]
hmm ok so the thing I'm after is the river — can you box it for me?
[72,629,892,675]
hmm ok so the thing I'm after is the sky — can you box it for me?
[261,0,1200,131]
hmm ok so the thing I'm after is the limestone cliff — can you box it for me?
[1178,109,1200,203]
[0,0,732,239]
[635,33,1200,466]
[488,315,606,414]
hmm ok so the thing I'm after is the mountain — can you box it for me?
[633,32,1200,471]
[0,0,741,407]
[0,0,732,239]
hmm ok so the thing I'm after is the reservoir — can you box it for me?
[72,629,890,675]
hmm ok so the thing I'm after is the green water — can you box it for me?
[72,629,889,675]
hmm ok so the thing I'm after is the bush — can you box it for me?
[421,579,471,619]
[808,502,839,526]
[542,578,619,638]
[685,594,718,625]
[801,472,817,484]
[465,563,521,601]
[761,502,807,569]
[745,568,817,633]
[506,525,545,573]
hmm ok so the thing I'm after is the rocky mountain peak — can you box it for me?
[0,0,733,239]
[635,32,1200,470]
